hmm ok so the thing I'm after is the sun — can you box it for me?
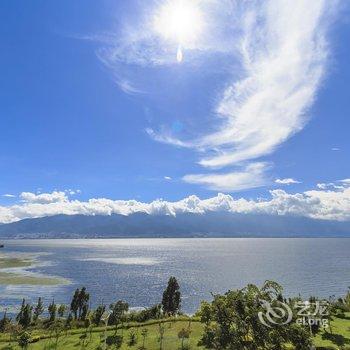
[153,0,203,62]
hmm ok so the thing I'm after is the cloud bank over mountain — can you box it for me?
[0,181,349,224]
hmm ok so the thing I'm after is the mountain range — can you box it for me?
[0,212,349,238]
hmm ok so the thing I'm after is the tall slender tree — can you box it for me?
[33,297,44,323]
[48,300,57,323]
[162,277,181,316]
[70,289,80,320]
[16,299,32,329]
[78,287,90,320]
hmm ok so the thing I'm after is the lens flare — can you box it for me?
[154,0,203,62]
[177,46,183,62]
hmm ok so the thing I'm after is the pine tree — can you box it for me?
[162,277,181,316]
[48,300,57,322]
[70,289,80,319]
[78,287,90,320]
[16,299,32,328]
[33,297,44,322]
[57,304,67,318]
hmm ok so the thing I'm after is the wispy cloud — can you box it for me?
[117,79,144,95]
[0,183,350,223]
[275,178,301,185]
[98,0,338,191]
[2,194,16,198]
[183,162,270,191]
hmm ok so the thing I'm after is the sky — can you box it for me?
[0,0,349,223]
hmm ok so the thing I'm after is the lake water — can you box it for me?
[1,238,349,314]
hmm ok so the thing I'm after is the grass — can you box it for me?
[314,312,350,349]
[0,314,348,349]
[0,319,205,350]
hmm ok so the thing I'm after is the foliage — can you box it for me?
[178,327,191,350]
[128,329,138,346]
[93,304,106,326]
[17,331,31,349]
[132,304,162,323]
[198,280,312,350]
[48,300,57,323]
[70,287,90,320]
[162,277,181,316]
[57,304,67,318]
[109,300,129,326]
[106,334,123,348]
[0,311,11,332]
[158,322,166,350]
[16,299,32,329]
[33,297,44,322]
[139,328,149,349]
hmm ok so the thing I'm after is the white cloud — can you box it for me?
[20,191,68,204]
[192,0,334,170]
[317,183,329,190]
[117,79,144,95]
[98,0,337,191]
[164,176,172,180]
[1,182,349,224]
[183,162,269,191]
[275,178,301,185]
[2,194,16,198]
[331,147,340,151]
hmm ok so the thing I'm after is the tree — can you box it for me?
[137,304,162,322]
[57,304,67,318]
[78,287,90,320]
[178,328,191,350]
[109,300,129,330]
[198,301,211,326]
[140,328,148,349]
[344,287,350,311]
[16,299,32,329]
[106,334,123,349]
[48,300,57,322]
[70,289,80,319]
[0,311,11,333]
[93,304,106,326]
[198,281,312,350]
[161,277,181,316]
[33,297,44,323]
[70,287,90,320]
[17,331,31,350]
[157,323,165,350]
[128,329,137,346]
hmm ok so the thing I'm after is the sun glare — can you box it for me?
[154,0,203,62]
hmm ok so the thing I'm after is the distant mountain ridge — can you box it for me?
[0,212,349,238]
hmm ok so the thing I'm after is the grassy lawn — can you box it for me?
[0,319,205,350]
[0,314,348,349]
[314,313,350,349]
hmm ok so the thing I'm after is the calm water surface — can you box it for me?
[1,238,349,313]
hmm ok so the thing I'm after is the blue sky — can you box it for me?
[0,0,349,212]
